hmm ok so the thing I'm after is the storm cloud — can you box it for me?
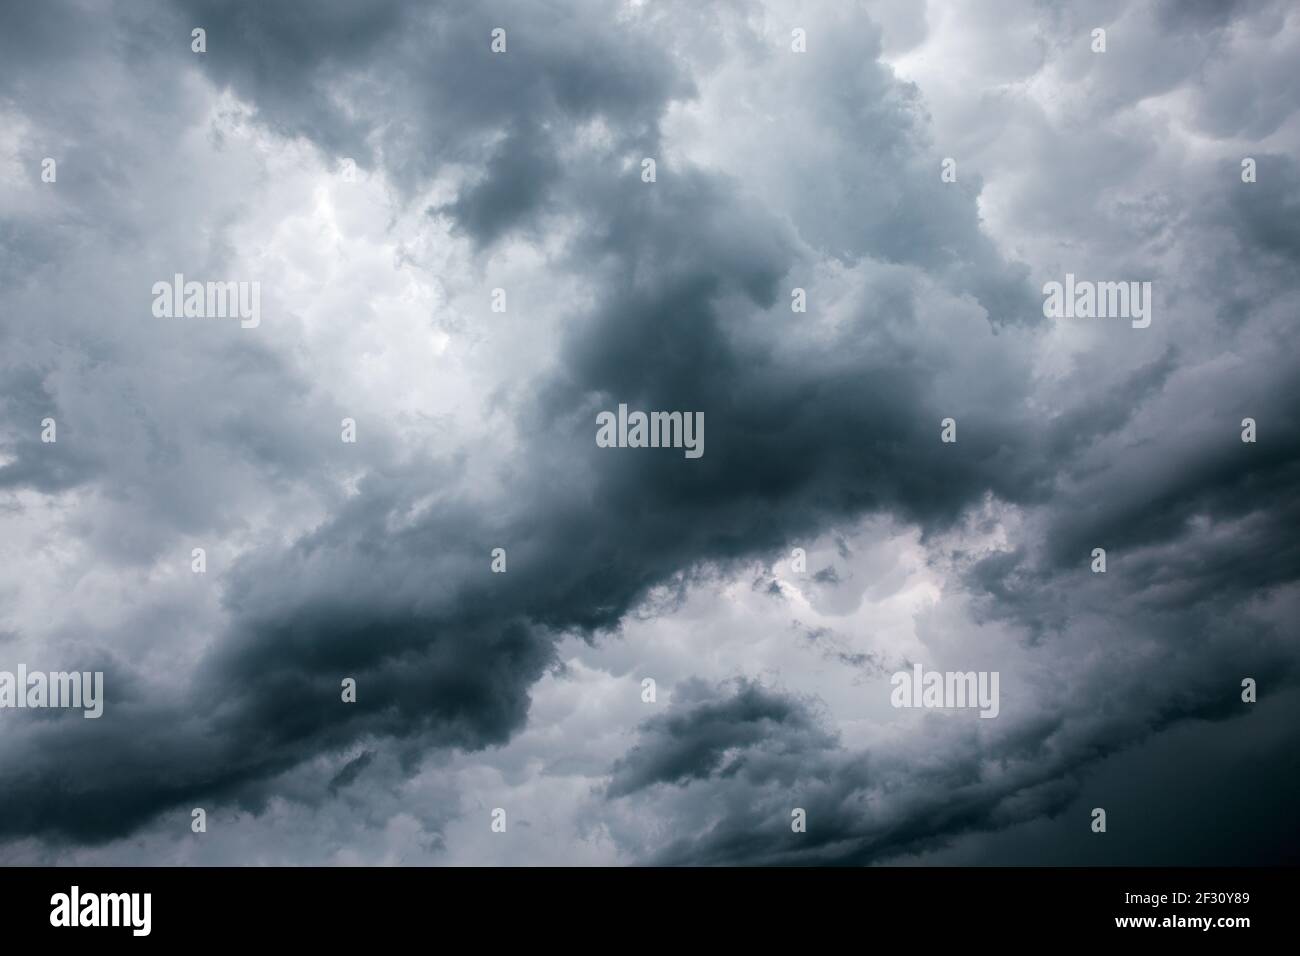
[0,0,1297,864]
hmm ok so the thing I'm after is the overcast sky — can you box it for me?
[1,0,1298,865]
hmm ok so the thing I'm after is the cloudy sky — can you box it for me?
[1,0,1297,866]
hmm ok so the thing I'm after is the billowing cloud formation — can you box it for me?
[0,0,1297,863]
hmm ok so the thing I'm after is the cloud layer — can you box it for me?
[0,0,1297,864]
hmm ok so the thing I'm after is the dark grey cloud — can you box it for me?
[606,605,1298,865]
[0,0,1297,865]
[608,678,836,798]
[1,0,1044,844]
[178,0,688,217]
[0,368,99,492]
[328,749,375,793]
[1217,153,1300,263]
